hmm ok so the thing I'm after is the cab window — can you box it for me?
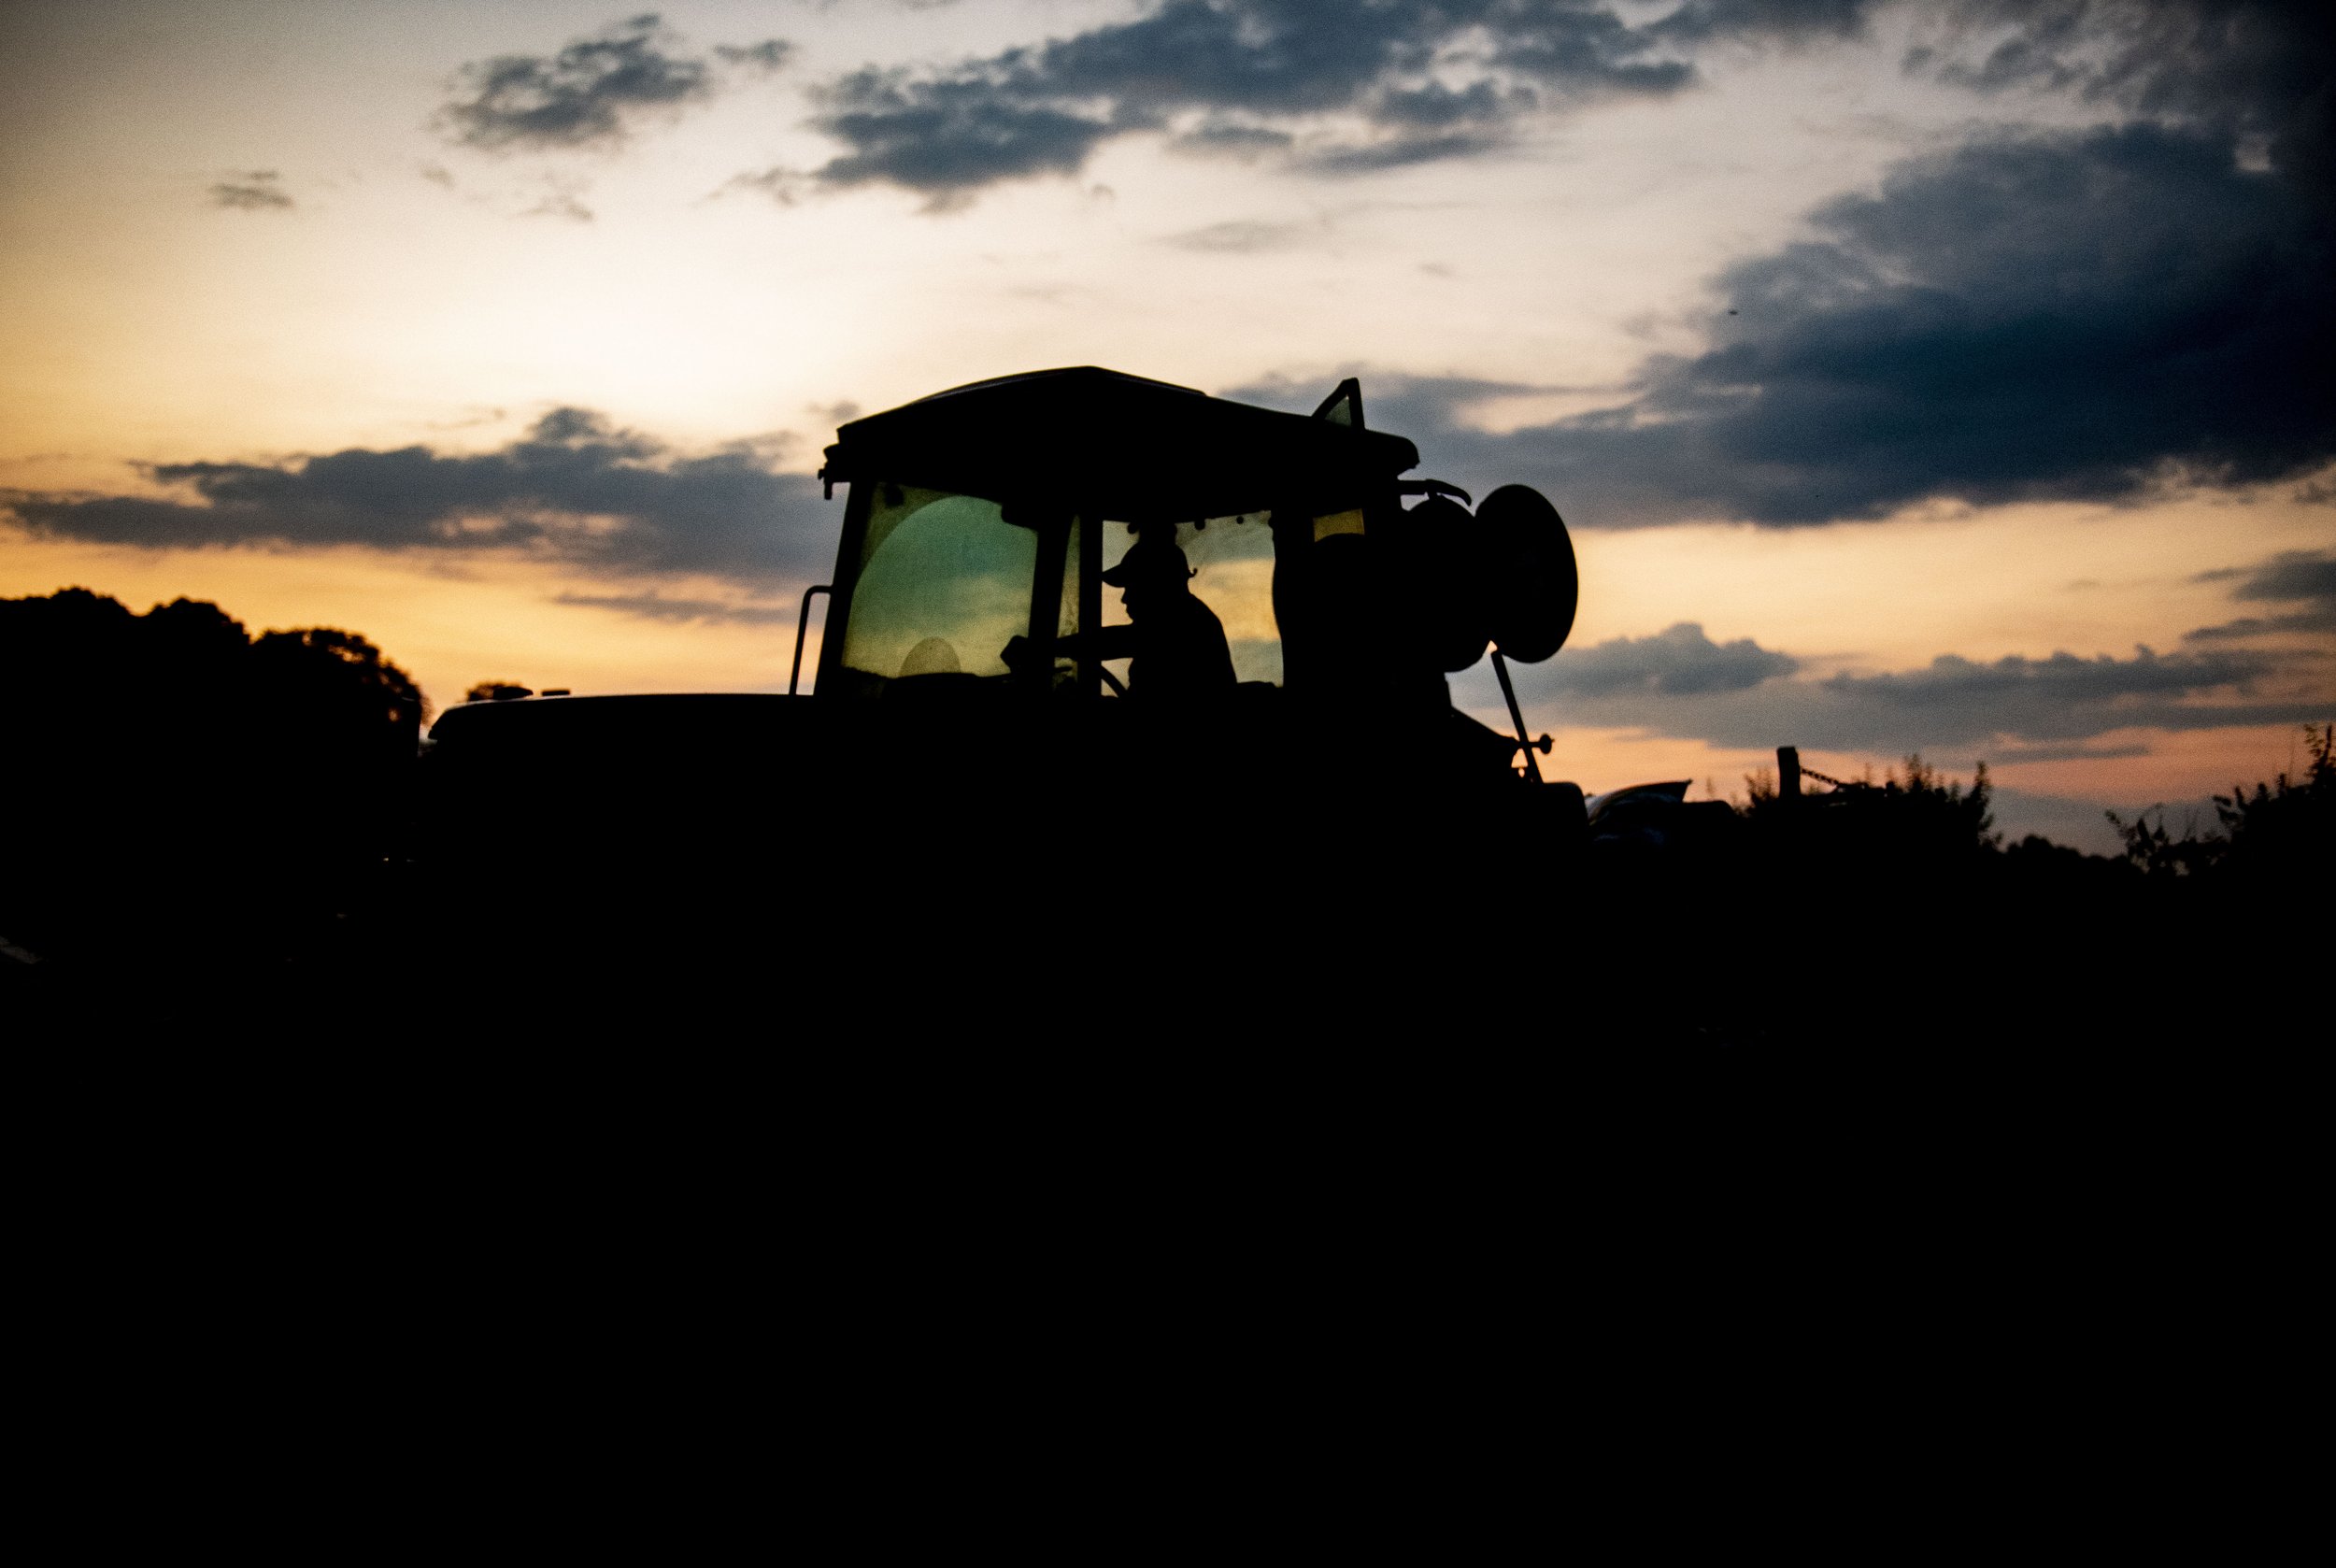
[837,485,1035,690]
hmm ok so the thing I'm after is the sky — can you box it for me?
[3,0,2330,851]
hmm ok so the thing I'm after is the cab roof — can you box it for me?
[819,365,1419,522]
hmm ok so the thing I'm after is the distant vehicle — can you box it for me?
[416,367,1588,973]
[1585,778,1742,858]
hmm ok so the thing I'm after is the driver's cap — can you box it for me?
[1102,533,1194,587]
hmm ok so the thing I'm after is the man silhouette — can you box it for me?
[1002,530,1237,695]
[1100,532,1236,699]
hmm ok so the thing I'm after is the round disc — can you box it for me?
[1476,484,1577,663]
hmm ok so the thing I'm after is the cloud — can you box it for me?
[1456,604,2330,760]
[1533,621,1801,697]
[714,40,793,74]
[3,409,836,588]
[1486,633,2329,754]
[437,15,790,152]
[1209,7,2333,525]
[210,171,292,210]
[2218,549,2336,606]
[552,592,798,625]
[1300,129,1511,173]
[1171,120,1296,158]
[2187,549,2336,640]
[1163,216,1325,251]
[1904,2,2332,148]
[717,166,806,205]
[523,175,595,221]
[798,67,1119,207]
[1651,0,1882,47]
[1281,108,2332,523]
[776,0,1884,206]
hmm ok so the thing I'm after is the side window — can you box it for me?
[1098,512,1281,687]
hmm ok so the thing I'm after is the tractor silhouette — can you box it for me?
[418,368,1585,988]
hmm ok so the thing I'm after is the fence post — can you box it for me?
[1778,746,1801,802]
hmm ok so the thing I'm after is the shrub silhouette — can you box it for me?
[2105,725,2334,886]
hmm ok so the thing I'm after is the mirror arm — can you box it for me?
[1491,648,1544,784]
[790,585,832,695]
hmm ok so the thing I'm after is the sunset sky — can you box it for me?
[4,0,2329,850]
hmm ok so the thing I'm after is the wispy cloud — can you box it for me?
[210,170,292,210]
[1162,216,1326,252]
[552,592,798,625]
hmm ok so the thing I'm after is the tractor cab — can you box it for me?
[809,366,1578,787]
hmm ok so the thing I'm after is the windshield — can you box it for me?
[835,485,1036,691]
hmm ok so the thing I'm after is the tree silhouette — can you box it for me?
[253,627,429,734]
[1,587,427,969]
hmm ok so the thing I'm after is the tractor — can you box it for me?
[416,368,1587,992]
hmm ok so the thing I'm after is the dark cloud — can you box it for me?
[1899,4,2336,240]
[1477,634,2328,754]
[438,15,790,152]
[1651,0,1882,47]
[1481,7,1694,95]
[210,171,292,210]
[1300,128,1510,173]
[1374,78,1531,128]
[1813,645,2276,724]
[800,68,1119,207]
[3,410,835,588]
[2187,549,2336,640]
[1905,3,2330,153]
[1286,108,2332,523]
[2219,549,2336,606]
[777,0,1876,205]
[1213,7,2336,525]
[1533,621,1801,697]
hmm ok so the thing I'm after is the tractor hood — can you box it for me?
[819,365,1420,523]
